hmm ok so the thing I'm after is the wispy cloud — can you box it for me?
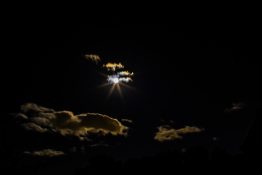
[176,126,203,135]
[118,71,134,76]
[19,103,128,140]
[154,126,182,142]
[107,74,133,84]
[121,119,133,124]
[225,102,245,113]
[103,62,124,71]
[24,149,65,157]
[154,125,204,142]
[119,77,132,83]
[22,122,48,133]
[84,54,101,64]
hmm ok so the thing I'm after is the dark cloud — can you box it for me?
[225,102,245,113]
[22,122,48,133]
[24,149,65,157]
[121,119,133,124]
[154,125,203,142]
[15,113,28,120]
[19,103,128,140]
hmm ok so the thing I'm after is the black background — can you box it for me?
[1,8,261,173]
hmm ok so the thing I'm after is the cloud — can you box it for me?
[24,149,65,157]
[154,126,182,142]
[224,102,245,113]
[84,54,101,64]
[15,113,28,120]
[22,122,48,133]
[121,119,133,124]
[118,71,134,76]
[119,77,133,83]
[103,62,124,71]
[107,74,133,84]
[154,125,203,142]
[19,103,128,140]
[176,126,203,135]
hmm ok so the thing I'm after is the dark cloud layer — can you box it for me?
[19,103,128,140]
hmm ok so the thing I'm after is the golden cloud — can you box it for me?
[103,62,124,71]
[154,126,182,142]
[20,103,128,140]
[154,125,203,142]
[24,149,65,157]
[176,126,203,135]
[84,54,101,64]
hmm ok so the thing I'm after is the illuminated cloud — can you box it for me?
[19,103,128,140]
[84,54,101,64]
[119,77,132,83]
[118,71,134,76]
[107,74,133,84]
[121,119,133,124]
[154,126,182,142]
[103,62,124,71]
[154,125,203,142]
[224,102,245,113]
[24,149,65,157]
[176,126,203,135]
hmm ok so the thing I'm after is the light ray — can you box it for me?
[119,82,135,90]
[97,83,111,89]
[106,84,116,99]
[116,83,124,99]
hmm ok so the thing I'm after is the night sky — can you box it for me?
[1,14,261,173]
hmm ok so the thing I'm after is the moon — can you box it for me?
[112,77,120,84]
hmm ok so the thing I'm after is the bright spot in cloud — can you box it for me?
[118,71,134,76]
[107,74,132,84]
[112,77,120,84]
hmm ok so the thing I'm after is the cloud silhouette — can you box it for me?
[84,54,101,64]
[19,103,128,140]
[22,122,48,133]
[154,125,203,142]
[224,102,245,113]
[24,149,65,157]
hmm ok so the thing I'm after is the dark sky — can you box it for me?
[1,14,261,167]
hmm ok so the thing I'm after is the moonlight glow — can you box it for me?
[112,77,120,84]
[104,74,134,99]
[108,75,120,84]
[107,74,132,84]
